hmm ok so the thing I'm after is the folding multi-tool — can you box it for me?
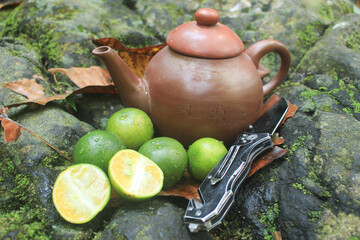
[184,97,289,232]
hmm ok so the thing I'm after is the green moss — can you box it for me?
[319,4,334,22]
[292,182,310,195]
[0,155,50,239]
[270,175,277,182]
[308,210,322,222]
[211,210,254,240]
[259,201,279,240]
[296,23,323,50]
[285,135,307,162]
[307,166,331,198]
[338,80,360,114]
[345,31,360,54]
[0,206,50,240]
[300,77,360,117]
[317,209,360,239]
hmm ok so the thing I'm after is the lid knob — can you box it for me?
[166,8,244,58]
[195,8,219,26]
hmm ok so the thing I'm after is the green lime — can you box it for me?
[138,137,188,188]
[188,137,228,181]
[73,130,126,173]
[108,149,164,201]
[52,164,111,224]
[105,108,154,150]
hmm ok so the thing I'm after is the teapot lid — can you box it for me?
[166,8,244,59]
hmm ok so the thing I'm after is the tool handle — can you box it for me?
[184,132,274,232]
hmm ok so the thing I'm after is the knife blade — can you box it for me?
[184,97,289,233]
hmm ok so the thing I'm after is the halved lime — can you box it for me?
[108,149,164,200]
[52,164,111,224]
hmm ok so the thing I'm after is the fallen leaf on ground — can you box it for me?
[274,231,282,240]
[247,146,288,177]
[3,67,117,108]
[158,171,200,201]
[3,75,46,101]
[0,107,21,143]
[92,37,167,78]
[6,85,117,108]
[48,66,113,88]
[1,118,21,143]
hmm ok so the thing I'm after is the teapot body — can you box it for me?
[144,46,263,146]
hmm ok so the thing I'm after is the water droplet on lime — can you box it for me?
[119,115,128,120]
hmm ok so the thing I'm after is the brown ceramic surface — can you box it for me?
[92,8,291,146]
[166,8,244,59]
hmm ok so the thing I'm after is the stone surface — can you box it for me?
[0,0,359,239]
[0,37,49,106]
[98,198,208,240]
[1,105,94,174]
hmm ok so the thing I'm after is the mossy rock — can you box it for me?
[135,0,194,41]
[2,0,160,69]
[0,37,51,107]
[296,13,360,86]
[316,208,360,239]
[314,112,360,210]
[0,105,94,175]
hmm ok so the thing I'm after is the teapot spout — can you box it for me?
[92,46,150,113]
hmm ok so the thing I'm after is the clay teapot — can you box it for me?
[92,8,291,146]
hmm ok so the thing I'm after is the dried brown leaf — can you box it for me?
[1,118,22,143]
[92,37,167,78]
[247,146,288,177]
[3,75,45,101]
[0,107,22,143]
[4,67,117,109]
[48,66,112,88]
[158,172,200,201]
[274,231,282,240]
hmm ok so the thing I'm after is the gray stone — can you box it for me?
[99,198,210,240]
[296,13,360,86]
[73,93,124,129]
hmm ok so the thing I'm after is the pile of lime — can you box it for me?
[52,107,228,224]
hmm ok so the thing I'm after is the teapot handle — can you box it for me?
[244,39,291,96]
